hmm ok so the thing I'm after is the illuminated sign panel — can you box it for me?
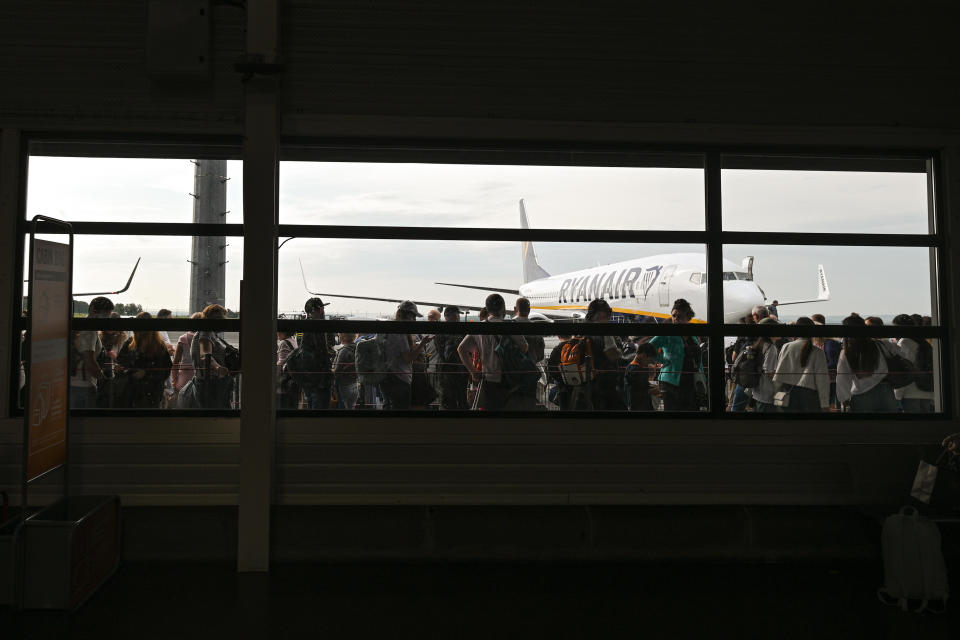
[27,238,70,481]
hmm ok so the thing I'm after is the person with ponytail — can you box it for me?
[835,314,898,412]
[772,317,829,412]
[649,298,703,411]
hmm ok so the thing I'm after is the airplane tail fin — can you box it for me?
[520,199,550,284]
[816,264,830,301]
[775,264,831,307]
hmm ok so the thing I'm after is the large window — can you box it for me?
[13,144,243,414]
[274,149,947,416]
[10,142,948,417]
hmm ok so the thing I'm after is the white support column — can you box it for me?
[237,0,280,572]
[0,129,23,419]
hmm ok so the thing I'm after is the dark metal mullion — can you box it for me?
[23,221,245,237]
[278,224,705,244]
[720,231,939,248]
[277,319,710,336]
[61,318,945,339]
[70,318,240,331]
[931,151,953,418]
[278,226,937,248]
[705,152,725,417]
[280,137,936,161]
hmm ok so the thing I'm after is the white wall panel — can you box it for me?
[2,415,949,507]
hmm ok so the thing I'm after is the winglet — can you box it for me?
[73,257,141,296]
[117,257,141,294]
[300,258,316,295]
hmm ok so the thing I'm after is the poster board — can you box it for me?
[24,221,72,486]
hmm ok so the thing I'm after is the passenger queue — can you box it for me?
[38,294,936,413]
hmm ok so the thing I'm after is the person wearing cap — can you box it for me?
[435,305,468,410]
[380,301,434,410]
[457,294,528,411]
[299,297,335,409]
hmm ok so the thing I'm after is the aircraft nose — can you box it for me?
[722,281,765,324]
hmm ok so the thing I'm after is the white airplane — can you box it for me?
[304,201,830,323]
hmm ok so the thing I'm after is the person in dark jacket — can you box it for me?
[117,311,172,408]
[582,299,625,411]
[624,341,658,411]
[434,306,468,410]
[299,297,335,409]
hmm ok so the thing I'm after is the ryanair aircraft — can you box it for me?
[305,201,830,323]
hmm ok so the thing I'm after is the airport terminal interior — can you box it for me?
[2,1,960,636]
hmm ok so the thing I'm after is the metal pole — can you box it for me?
[705,151,726,416]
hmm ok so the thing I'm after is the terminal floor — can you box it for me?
[4,562,960,639]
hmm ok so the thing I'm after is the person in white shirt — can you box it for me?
[891,314,935,413]
[69,296,114,409]
[747,317,779,412]
[458,293,528,411]
[835,314,898,412]
[772,317,829,412]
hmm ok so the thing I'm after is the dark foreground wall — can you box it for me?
[120,505,960,563]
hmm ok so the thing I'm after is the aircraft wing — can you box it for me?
[434,282,520,295]
[774,264,831,306]
[300,260,485,312]
[73,258,141,297]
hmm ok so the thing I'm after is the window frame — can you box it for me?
[8,134,951,420]
[274,142,948,420]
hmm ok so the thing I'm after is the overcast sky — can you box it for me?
[25,157,935,320]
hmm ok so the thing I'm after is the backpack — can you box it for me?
[731,343,764,389]
[334,343,357,378]
[495,335,540,393]
[880,342,916,390]
[283,342,332,388]
[724,343,736,366]
[70,332,85,379]
[355,335,388,385]
[176,377,200,408]
[559,337,594,386]
[878,506,949,613]
[913,339,935,392]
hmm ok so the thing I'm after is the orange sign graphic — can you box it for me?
[27,239,70,481]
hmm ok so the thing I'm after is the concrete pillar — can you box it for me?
[237,0,280,572]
